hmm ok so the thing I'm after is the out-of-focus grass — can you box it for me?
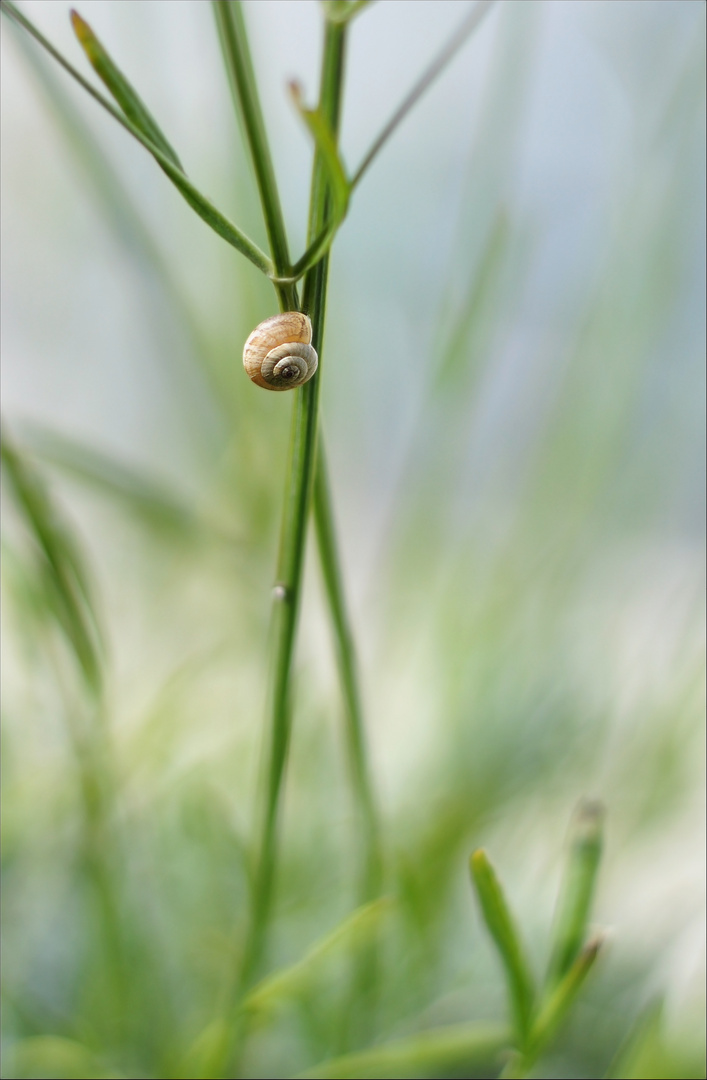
[1,2,705,1078]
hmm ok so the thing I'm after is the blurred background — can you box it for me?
[2,1,705,1077]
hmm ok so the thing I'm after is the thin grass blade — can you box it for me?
[290,81,350,216]
[313,447,382,899]
[470,849,535,1046]
[23,425,221,543]
[351,0,497,188]
[212,0,295,298]
[529,936,604,1057]
[160,163,271,271]
[545,800,604,989]
[6,13,163,261]
[293,1022,509,1079]
[211,9,383,1051]
[243,898,391,1016]
[289,81,351,278]
[70,9,182,167]
[434,210,510,391]
[1,431,103,695]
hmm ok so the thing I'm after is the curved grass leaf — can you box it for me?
[1,430,103,695]
[0,0,272,275]
[302,1,497,275]
[313,449,382,899]
[470,848,535,1046]
[289,81,351,279]
[70,9,182,168]
[545,799,604,989]
[294,1022,509,1079]
[183,903,392,1077]
[212,0,295,296]
[529,936,604,1056]
[243,897,392,1017]
[22,424,222,543]
[351,0,497,188]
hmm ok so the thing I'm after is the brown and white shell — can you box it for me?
[243,312,318,391]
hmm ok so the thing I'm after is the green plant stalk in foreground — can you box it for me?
[313,451,382,900]
[212,2,378,994]
[194,17,352,1075]
[213,0,380,923]
[544,799,604,989]
[212,1,296,305]
[470,850,535,1048]
[237,10,349,997]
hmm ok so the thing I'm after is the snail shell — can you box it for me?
[243,312,318,391]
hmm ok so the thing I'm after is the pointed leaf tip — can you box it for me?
[469,847,535,1046]
[545,799,605,989]
[70,9,92,48]
[470,848,488,871]
[288,80,305,106]
[68,6,184,170]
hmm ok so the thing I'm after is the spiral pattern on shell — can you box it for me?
[243,312,318,391]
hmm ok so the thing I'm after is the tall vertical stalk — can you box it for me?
[213,0,351,998]
[241,15,347,994]
[313,450,382,899]
[214,2,380,994]
[199,16,352,1076]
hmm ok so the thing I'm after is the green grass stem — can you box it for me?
[242,898,391,1018]
[214,0,380,978]
[350,0,496,189]
[544,799,604,990]
[194,24,350,1074]
[1,433,103,695]
[470,849,536,1048]
[288,83,351,279]
[293,1021,509,1079]
[499,936,605,1078]
[238,11,349,999]
[530,936,603,1056]
[212,0,297,304]
[313,448,382,899]
[285,0,498,280]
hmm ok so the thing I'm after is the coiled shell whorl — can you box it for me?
[243,312,318,391]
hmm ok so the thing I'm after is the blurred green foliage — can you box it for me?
[1,2,705,1078]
